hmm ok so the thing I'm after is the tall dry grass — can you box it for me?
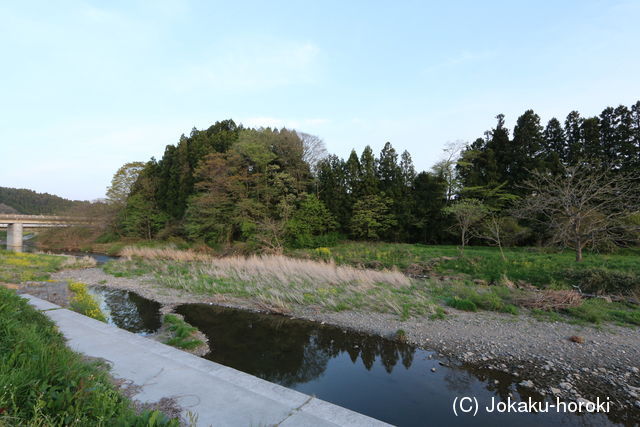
[117,245,425,316]
[120,246,211,262]
[121,246,409,288]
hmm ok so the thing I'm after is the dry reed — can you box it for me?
[515,289,582,310]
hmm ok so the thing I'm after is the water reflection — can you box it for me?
[176,303,620,426]
[89,286,162,335]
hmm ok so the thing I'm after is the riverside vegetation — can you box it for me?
[103,245,640,326]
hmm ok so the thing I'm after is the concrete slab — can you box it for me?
[24,294,390,427]
[21,293,62,311]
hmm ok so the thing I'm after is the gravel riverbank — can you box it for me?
[52,267,640,421]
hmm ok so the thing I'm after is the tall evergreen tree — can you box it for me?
[542,117,566,170]
[565,111,584,165]
[511,109,544,193]
[359,146,379,197]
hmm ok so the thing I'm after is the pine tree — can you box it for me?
[565,111,584,165]
[542,117,566,169]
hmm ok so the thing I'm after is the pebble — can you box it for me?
[519,380,534,388]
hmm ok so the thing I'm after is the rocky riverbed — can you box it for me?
[52,267,640,421]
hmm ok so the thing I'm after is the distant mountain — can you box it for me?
[0,187,90,215]
[0,203,19,214]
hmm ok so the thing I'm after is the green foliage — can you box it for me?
[286,194,337,247]
[350,195,397,240]
[106,162,146,206]
[445,296,478,311]
[162,314,204,350]
[0,287,178,425]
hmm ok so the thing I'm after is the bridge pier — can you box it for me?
[6,222,23,251]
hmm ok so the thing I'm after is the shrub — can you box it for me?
[445,296,478,311]
[563,267,640,295]
[68,282,107,322]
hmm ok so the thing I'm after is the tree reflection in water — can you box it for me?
[89,287,162,334]
[176,304,415,386]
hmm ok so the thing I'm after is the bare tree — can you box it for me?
[515,164,640,262]
[474,214,528,261]
[297,132,328,175]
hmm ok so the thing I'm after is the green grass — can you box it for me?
[162,314,205,350]
[291,242,640,289]
[0,286,178,426]
[103,259,151,278]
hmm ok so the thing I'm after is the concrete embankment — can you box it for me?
[23,294,389,426]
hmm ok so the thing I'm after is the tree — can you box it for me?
[431,141,463,202]
[475,215,527,261]
[411,172,448,243]
[286,194,337,247]
[359,146,379,197]
[350,195,396,240]
[297,132,328,175]
[515,164,640,261]
[106,162,146,206]
[510,110,544,194]
[543,118,566,165]
[443,199,490,252]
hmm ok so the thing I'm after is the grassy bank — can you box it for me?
[105,246,640,326]
[0,250,96,283]
[290,243,640,291]
[0,286,178,425]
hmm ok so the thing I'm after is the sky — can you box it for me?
[1,0,639,201]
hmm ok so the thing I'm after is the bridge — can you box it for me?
[0,215,91,250]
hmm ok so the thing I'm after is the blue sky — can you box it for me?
[2,0,639,200]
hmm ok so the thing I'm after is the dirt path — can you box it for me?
[52,267,640,418]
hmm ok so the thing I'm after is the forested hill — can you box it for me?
[116,100,640,248]
[0,187,90,215]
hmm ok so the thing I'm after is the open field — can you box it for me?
[290,243,640,290]
[0,286,178,425]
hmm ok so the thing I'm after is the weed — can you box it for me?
[162,314,205,350]
[445,296,478,312]
[68,282,106,322]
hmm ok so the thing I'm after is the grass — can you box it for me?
[291,242,640,289]
[105,244,640,326]
[162,314,205,350]
[0,250,96,283]
[111,248,439,318]
[0,286,178,426]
